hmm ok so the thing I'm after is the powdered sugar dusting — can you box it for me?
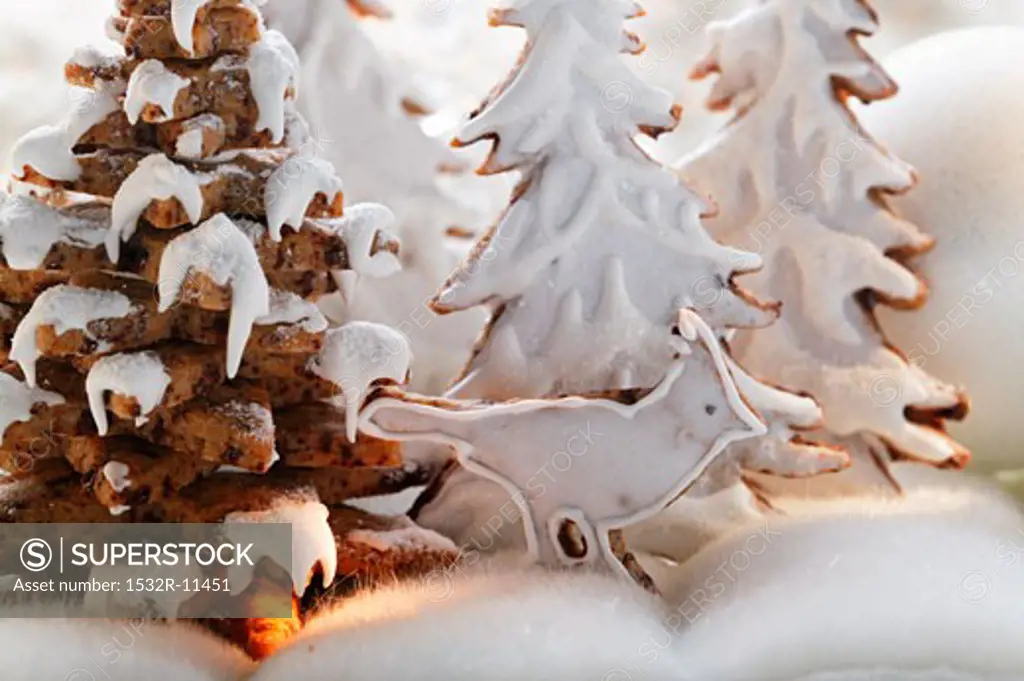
[214,399,274,444]
[0,373,65,438]
[157,213,270,378]
[258,289,328,333]
[86,351,171,435]
[347,517,457,555]
[11,285,139,386]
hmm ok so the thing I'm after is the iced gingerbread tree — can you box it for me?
[263,0,491,392]
[0,0,456,658]
[678,0,969,494]
[365,0,848,575]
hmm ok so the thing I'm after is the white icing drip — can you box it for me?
[108,154,205,262]
[109,505,132,517]
[86,352,172,435]
[171,0,216,55]
[265,154,342,241]
[9,87,118,181]
[257,289,328,333]
[310,322,411,442]
[225,499,337,594]
[0,373,64,438]
[0,193,108,270]
[124,60,190,125]
[102,461,133,494]
[319,203,401,278]
[246,30,301,143]
[11,286,138,387]
[157,214,270,378]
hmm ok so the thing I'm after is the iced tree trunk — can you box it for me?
[678,0,969,495]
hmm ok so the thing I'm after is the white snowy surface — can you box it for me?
[0,619,253,681]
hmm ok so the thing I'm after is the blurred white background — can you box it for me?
[1,0,1022,174]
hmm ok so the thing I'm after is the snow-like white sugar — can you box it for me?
[225,499,337,595]
[257,289,328,333]
[347,517,457,555]
[157,214,270,378]
[318,203,401,279]
[0,373,64,439]
[265,154,342,241]
[310,322,411,442]
[11,286,138,387]
[109,154,205,262]
[214,399,275,445]
[124,60,190,125]
[0,193,108,270]
[246,30,301,144]
[86,352,171,435]
[102,461,133,494]
[9,87,118,182]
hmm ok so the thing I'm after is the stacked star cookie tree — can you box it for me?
[263,0,489,392]
[679,0,969,493]
[0,0,456,645]
[362,0,848,577]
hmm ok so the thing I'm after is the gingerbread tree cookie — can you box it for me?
[366,0,847,576]
[678,0,969,493]
[263,0,489,392]
[1,0,453,651]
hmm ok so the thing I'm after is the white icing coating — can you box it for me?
[257,289,328,333]
[124,60,190,125]
[11,285,139,387]
[319,203,401,279]
[102,461,133,494]
[246,30,301,143]
[0,373,64,438]
[157,214,270,378]
[9,86,118,181]
[225,498,337,595]
[86,352,172,435]
[310,322,411,443]
[109,505,132,517]
[678,0,967,477]
[265,154,342,241]
[347,516,457,554]
[362,310,767,575]
[0,193,108,270]
[109,154,205,262]
[171,0,215,55]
